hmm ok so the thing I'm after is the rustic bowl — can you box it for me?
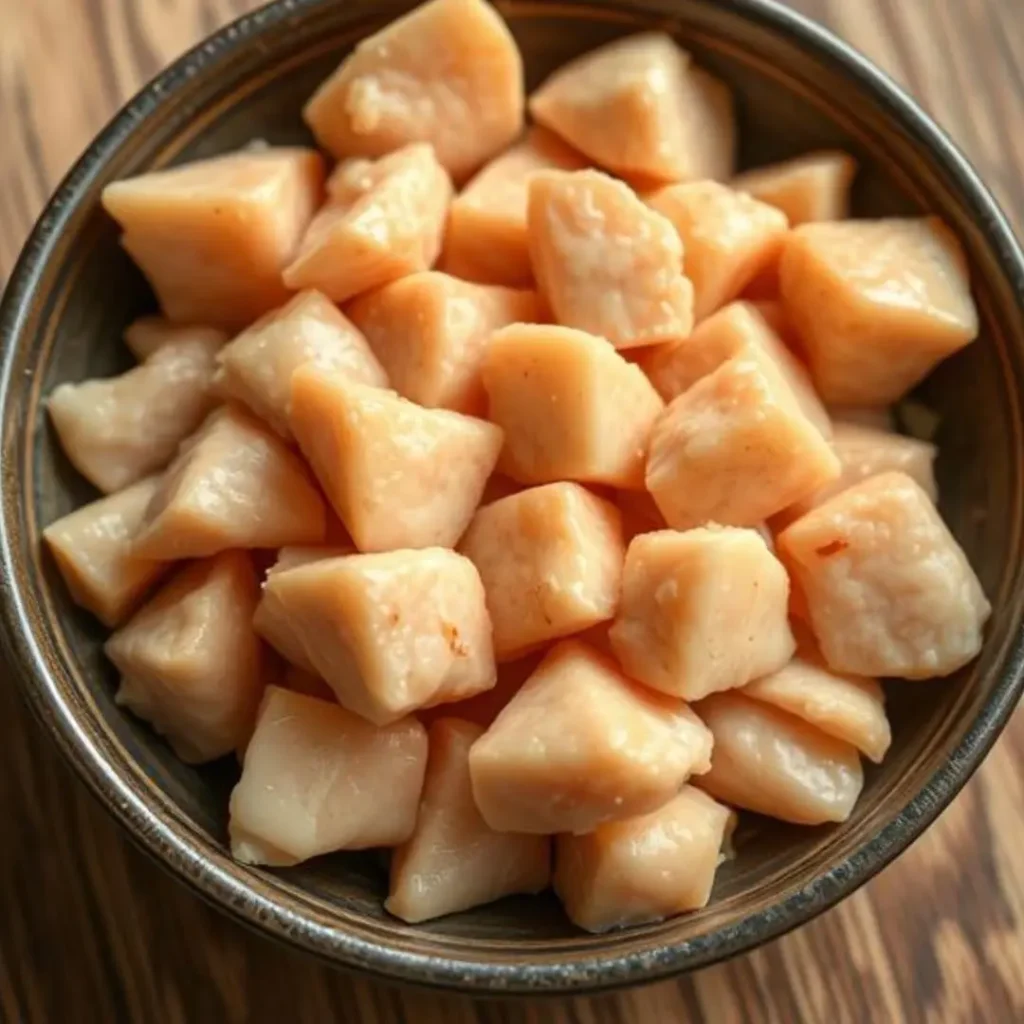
[1,0,1023,996]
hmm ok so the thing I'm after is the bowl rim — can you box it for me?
[2,0,1024,995]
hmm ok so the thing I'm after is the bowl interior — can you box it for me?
[4,0,1024,991]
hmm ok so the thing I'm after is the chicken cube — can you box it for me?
[348,272,542,415]
[102,148,324,328]
[123,317,228,361]
[387,719,550,922]
[609,527,794,701]
[132,405,326,560]
[555,785,735,932]
[696,691,864,824]
[229,686,427,865]
[104,551,264,763]
[42,476,167,627]
[214,290,386,438]
[468,640,713,834]
[646,345,841,528]
[282,144,452,303]
[777,471,990,679]
[459,483,624,660]
[48,330,223,493]
[648,180,789,322]
[779,218,979,404]
[483,324,664,488]
[289,366,503,551]
[303,0,523,182]
[260,548,495,724]
[529,33,734,183]
[527,170,694,350]
[732,151,857,225]
[441,127,587,286]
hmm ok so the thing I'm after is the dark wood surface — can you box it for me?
[2,1,1023,1020]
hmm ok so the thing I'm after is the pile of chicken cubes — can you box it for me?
[43,0,990,933]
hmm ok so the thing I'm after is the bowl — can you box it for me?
[2,0,1023,996]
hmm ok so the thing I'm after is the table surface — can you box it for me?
[2,1,1023,1021]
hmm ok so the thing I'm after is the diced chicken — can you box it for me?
[646,345,840,528]
[744,657,890,763]
[615,488,668,542]
[105,551,264,762]
[777,471,990,679]
[282,144,452,303]
[260,548,495,724]
[47,331,223,493]
[387,719,550,922]
[441,127,587,286]
[779,218,979,404]
[609,527,794,701]
[483,324,664,488]
[42,476,167,627]
[102,148,325,328]
[419,652,540,726]
[732,151,857,225]
[282,665,337,703]
[132,405,326,560]
[215,290,386,438]
[303,0,524,182]
[555,785,735,932]
[637,300,831,436]
[468,640,713,834]
[229,686,427,865]
[527,170,694,350]
[348,272,542,415]
[459,483,624,660]
[123,317,228,361]
[696,691,864,824]
[648,180,789,322]
[529,33,734,183]
[289,366,503,551]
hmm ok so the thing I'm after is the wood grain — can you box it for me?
[1,1,1022,1021]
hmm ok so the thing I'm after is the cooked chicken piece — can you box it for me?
[387,719,550,922]
[229,686,427,865]
[483,323,664,488]
[123,317,228,361]
[105,551,264,763]
[733,151,857,225]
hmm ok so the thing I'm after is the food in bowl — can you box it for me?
[41,0,989,934]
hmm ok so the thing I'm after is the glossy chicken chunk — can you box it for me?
[105,551,264,763]
[777,472,990,679]
[779,218,979,404]
[733,151,857,225]
[43,476,167,627]
[387,719,550,922]
[132,406,326,560]
[610,527,794,701]
[289,367,503,551]
[303,0,523,182]
[555,786,734,932]
[102,148,324,328]
[282,144,452,302]
[229,686,427,865]
[637,300,831,436]
[123,318,228,362]
[529,33,734,183]
[696,691,863,825]
[442,127,586,286]
[460,483,624,660]
[648,180,789,322]
[468,641,713,834]
[48,330,223,493]
[744,657,891,763]
[348,272,542,415]
[483,324,664,488]
[261,548,495,724]
[646,346,840,528]
[215,290,386,438]
[527,170,694,350]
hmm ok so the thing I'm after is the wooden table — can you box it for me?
[1,1,1022,1021]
